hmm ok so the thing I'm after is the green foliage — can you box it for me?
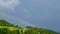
[24,30,32,34]
[0,19,60,34]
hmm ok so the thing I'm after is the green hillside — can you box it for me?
[26,26,60,34]
[0,19,14,26]
[0,19,60,34]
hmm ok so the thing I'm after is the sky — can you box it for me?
[0,0,60,32]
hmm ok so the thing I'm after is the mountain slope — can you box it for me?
[0,19,14,26]
[26,26,60,34]
[0,19,60,34]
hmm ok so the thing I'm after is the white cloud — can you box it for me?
[0,0,20,12]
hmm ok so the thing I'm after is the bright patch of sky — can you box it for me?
[0,0,20,12]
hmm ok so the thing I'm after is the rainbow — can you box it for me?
[0,12,39,27]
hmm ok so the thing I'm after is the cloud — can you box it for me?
[0,0,20,12]
[24,8,32,18]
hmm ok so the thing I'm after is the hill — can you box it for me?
[0,19,60,34]
[0,19,14,26]
[26,26,60,34]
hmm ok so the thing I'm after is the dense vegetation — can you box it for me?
[0,19,60,34]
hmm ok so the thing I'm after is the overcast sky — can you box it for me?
[0,0,60,32]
